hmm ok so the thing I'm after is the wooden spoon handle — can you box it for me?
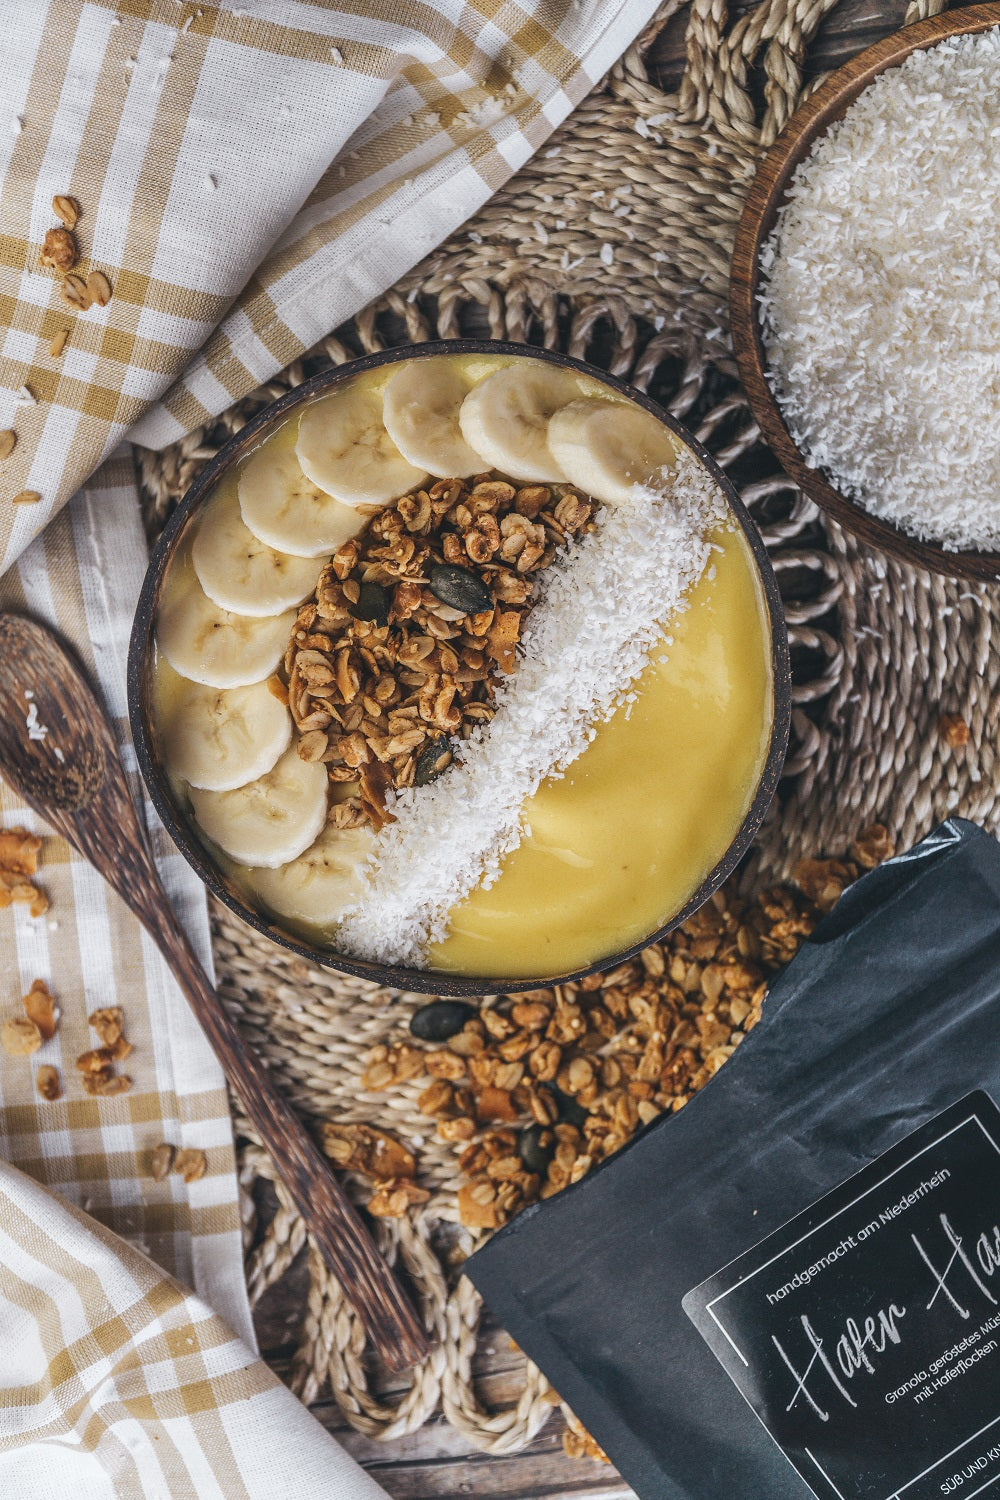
[144,907,430,1372]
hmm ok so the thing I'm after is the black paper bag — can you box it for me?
[467,819,1000,1500]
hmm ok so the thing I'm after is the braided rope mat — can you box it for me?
[137,0,995,1458]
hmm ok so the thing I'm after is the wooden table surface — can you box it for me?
[256,4,913,1495]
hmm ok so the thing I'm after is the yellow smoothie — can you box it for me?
[429,521,772,977]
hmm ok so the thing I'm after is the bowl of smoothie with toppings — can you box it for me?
[128,341,789,995]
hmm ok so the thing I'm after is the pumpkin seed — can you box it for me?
[518,1123,555,1175]
[550,1085,588,1127]
[409,999,476,1042]
[414,735,452,787]
[428,563,494,616]
[353,581,389,627]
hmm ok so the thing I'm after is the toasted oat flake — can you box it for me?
[60,274,90,311]
[12,491,41,506]
[49,328,69,358]
[0,431,16,461]
[87,270,112,307]
[52,194,79,229]
[338,450,725,966]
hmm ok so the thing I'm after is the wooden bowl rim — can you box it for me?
[730,2,1000,583]
[128,338,791,997]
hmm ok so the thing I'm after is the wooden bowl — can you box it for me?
[128,340,790,996]
[730,3,1000,583]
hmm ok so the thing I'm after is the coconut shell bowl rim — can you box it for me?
[729,1,1000,584]
[128,338,791,998]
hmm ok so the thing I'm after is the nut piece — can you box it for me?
[82,1071,132,1097]
[49,328,69,358]
[39,226,77,273]
[939,712,970,748]
[89,1005,123,1046]
[87,270,112,307]
[173,1147,207,1183]
[11,491,41,506]
[52,194,79,229]
[23,979,58,1041]
[59,274,91,311]
[75,1046,114,1074]
[0,827,41,876]
[150,1142,175,1181]
[2,1016,42,1056]
[36,1064,62,1101]
[0,430,16,461]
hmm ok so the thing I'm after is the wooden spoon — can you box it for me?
[0,612,429,1372]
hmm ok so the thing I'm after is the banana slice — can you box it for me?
[156,555,295,689]
[547,398,680,506]
[238,420,362,558]
[192,479,320,616]
[253,824,374,926]
[157,667,291,792]
[295,382,427,506]
[458,362,584,482]
[189,746,328,868]
[382,358,484,477]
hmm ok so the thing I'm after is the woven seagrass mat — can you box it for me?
[136,0,998,1466]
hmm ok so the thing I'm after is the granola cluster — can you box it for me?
[356,826,894,1233]
[284,472,594,828]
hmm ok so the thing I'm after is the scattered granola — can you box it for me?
[319,1121,416,1179]
[39,225,77,273]
[35,1064,62,1101]
[356,826,894,1234]
[150,1142,176,1181]
[173,1147,207,1183]
[23,979,58,1040]
[0,827,48,917]
[285,471,593,830]
[939,712,970,748]
[367,1178,430,1217]
[77,1006,133,1095]
[1,1016,42,1056]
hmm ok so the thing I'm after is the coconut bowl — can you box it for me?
[128,339,791,996]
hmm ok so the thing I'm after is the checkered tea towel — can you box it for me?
[0,0,663,571]
[0,1156,388,1499]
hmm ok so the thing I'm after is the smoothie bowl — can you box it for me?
[128,341,790,996]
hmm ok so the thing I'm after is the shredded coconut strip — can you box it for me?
[337,449,726,967]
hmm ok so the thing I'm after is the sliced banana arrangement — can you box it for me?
[152,348,690,947]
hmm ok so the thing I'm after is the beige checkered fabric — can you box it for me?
[0,1157,388,1498]
[0,451,256,1350]
[0,0,661,572]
